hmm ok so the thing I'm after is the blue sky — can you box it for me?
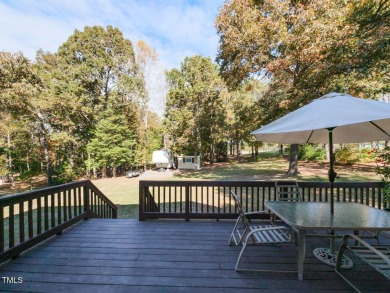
[0,0,225,69]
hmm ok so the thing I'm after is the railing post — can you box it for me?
[185,185,190,221]
[84,184,90,220]
[139,181,145,221]
[0,206,3,253]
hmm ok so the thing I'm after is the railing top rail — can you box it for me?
[139,180,383,188]
[0,180,90,206]
[87,181,118,211]
[0,180,118,208]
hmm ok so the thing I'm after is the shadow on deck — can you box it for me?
[0,219,389,292]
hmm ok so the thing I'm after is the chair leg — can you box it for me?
[235,242,248,271]
[270,213,276,225]
[228,217,241,245]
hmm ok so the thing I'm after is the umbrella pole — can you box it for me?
[313,128,352,268]
[327,128,336,214]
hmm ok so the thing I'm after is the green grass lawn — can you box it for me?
[1,157,380,248]
[91,157,380,219]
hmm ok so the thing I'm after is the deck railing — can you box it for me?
[139,180,385,220]
[0,180,117,263]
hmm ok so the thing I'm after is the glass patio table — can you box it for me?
[265,201,390,281]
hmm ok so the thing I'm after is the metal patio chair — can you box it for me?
[275,180,301,202]
[335,234,390,292]
[271,181,301,224]
[229,191,294,272]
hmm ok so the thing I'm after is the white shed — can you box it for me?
[177,155,201,170]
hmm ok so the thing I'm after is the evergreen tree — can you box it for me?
[87,110,137,177]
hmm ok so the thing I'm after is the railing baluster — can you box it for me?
[44,195,49,231]
[218,186,221,214]
[73,188,77,217]
[63,190,68,222]
[28,200,33,239]
[169,186,171,213]
[78,187,82,215]
[68,189,72,219]
[206,187,209,214]
[245,187,248,212]
[37,197,42,235]
[212,186,215,213]
[57,192,62,225]
[19,202,25,243]
[9,205,15,248]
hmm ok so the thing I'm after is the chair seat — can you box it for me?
[249,225,291,244]
[336,234,390,291]
[229,191,295,274]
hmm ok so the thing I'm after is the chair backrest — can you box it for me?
[275,181,301,201]
[231,191,250,228]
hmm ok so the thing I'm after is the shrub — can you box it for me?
[52,163,81,185]
[215,141,228,162]
[359,148,376,163]
[373,146,390,206]
[335,144,360,165]
[298,144,326,161]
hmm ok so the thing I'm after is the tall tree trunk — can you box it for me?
[7,132,15,187]
[210,143,215,165]
[26,153,30,172]
[86,152,91,178]
[102,165,107,178]
[113,166,117,178]
[229,139,233,156]
[39,122,53,185]
[280,144,284,157]
[287,144,299,175]
[69,141,75,170]
[255,143,259,158]
[236,140,241,158]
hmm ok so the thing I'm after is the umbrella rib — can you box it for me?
[306,130,314,143]
[369,121,390,137]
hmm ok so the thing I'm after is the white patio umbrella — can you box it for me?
[251,92,390,213]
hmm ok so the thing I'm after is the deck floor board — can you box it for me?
[1,219,389,292]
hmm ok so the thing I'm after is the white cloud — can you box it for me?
[0,0,224,69]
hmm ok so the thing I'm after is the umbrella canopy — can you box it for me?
[251,92,390,214]
[251,92,390,144]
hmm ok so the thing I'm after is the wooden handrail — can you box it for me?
[0,180,117,264]
[139,180,384,221]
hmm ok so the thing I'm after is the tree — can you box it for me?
[0,51,57,184]
[55,25,144,176]
[227,79,267,157]
[165,56,228,164]
[0,26,161,184]
[135,40,158,170]
[216,0,389,174]
[87,111,137,178]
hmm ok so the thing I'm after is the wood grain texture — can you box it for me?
[1,219,389,292]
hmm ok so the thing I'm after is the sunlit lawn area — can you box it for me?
[92,156,380,219]
[2,156,378,248]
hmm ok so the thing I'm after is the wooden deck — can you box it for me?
[0,219,389,292]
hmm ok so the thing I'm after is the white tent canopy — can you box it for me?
[251,93,390,144]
